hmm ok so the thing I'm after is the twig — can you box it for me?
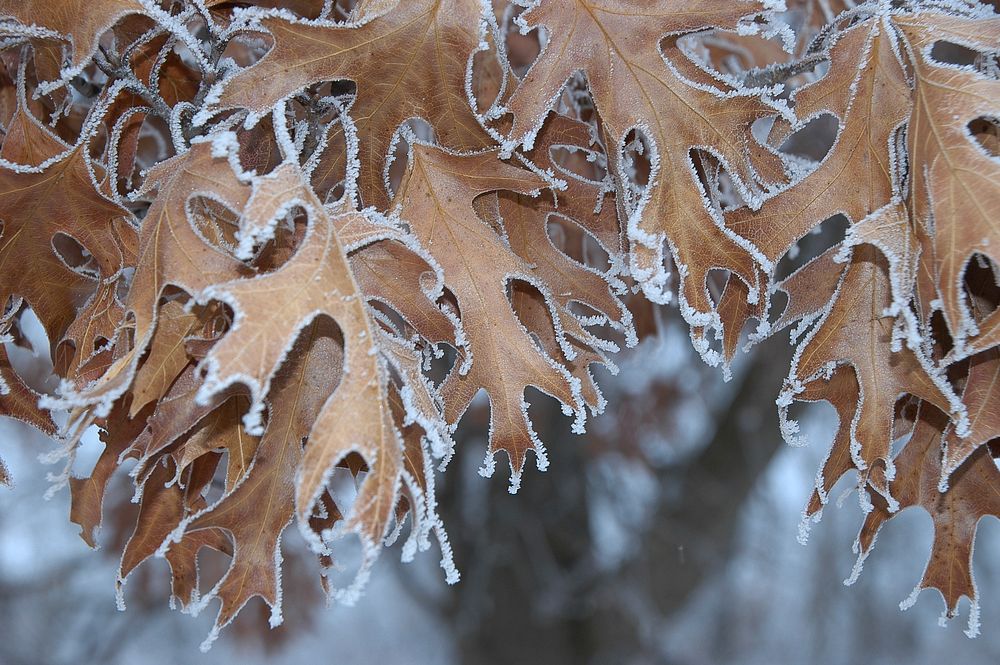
[94,45,175,124]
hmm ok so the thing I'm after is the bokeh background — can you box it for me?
[2,305,999,665]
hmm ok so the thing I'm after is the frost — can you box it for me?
[0,0,996,647]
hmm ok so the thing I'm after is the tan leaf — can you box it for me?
[72,139,255,406]
[506,0,786,327]
[856,404,1000,637]
[942,349,1000,481]
[0,0,144,74]
[68,399,149,546]
[0,103,133,342]
[349,239,457,348]
[894,13,1000,351]
[0,342,56,438]
[498,115,634,406]
[195,161,440,609]
[115,455,230,608]
[215,0,495,208]
[395,144,585,486]
[127,139,253,349]
[780,246,962,503]
[174,318,342,641]
[726,20,910,264]
[129,299,199,417]
[127,366,240,483]
[172,395,259,493]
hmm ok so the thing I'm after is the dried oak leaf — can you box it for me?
[395,144,587,489]
[779,246,962,505]
[115,454,231,612]
[73,139,253,403]
[127,140,253,347]
[893,12,1000,353]
[498,114,633,410]
[194,162,441,607]
[855,404,1000,638]
[726,18,910,266]
[941,347,1000,483]
[172,318,342,642]
[0,339,55,433]
[349,239,457,349]
[171,395,259,493]
[128,299,199,417]
[68,397,150,546]
[57,225,137,382]
[504,0,787,333]
[307,194,458,355]
[799,364,859,524]
[125,363,245,486]
[0,0,145,80]
[771,246,846,336]
[214,0,495,208]
[0,101,133,344]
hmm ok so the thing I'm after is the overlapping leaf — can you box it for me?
[394,144,588,488]
[505,0,787,345]
[0,0,998,645]
[214,0,496,208]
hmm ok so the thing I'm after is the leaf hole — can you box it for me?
[774,213,848,281]
[930,309,955,359]
[706,269,730,309]
[621,128,652,192]
[51,232,99,277]
[505,7,543,76]
[387,118,435,201]
[222,30,274,69]
[691,149,747,212]
[968,116,1000,158]
[134,115,176,172]
[367,299,409,339]
[963,252,1000,322]
[250,206,310,274]
[549,144,608,183]
[928,41,982,67]
[546,214,610,271]
[778,113,838,163]
[508,279,557,357]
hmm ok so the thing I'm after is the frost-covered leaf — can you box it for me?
[395,144,585,488]
[780,246,963,504]
[0,101,134,343]
[0,0,145,77]
[499,114,633,409]
[194,161,447,614]
[856,404,1000,638]
[214,0,495,208]
[894,12,1000,352]
[505,0,787,337]
[726,18,910,265]
[942,348,1000,482]
[175,318,341,640]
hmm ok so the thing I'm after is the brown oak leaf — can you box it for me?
[505,0,787,335]
[214,0,496,208]
[855,404,1000,637]
[395,144,587,488]
[779,246,963,504]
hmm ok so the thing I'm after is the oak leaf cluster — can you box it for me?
[0,0,998,645]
